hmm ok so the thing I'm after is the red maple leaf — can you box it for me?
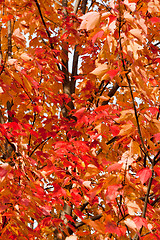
[136,168,152,184]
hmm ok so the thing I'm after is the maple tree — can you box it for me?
[0,0,160,239]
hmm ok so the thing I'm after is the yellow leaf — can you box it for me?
[119,150,135,169]
[124,218,137,231]
[129,29,142,41]
[1,74,12,86]
[153,119,160,131]
[119,124,133,136]
[130,140,141,156]
[115,109,134,123]
[82,219,105,234]
[23,76,32,91]
[124,0,136,12]
[66,236,78,240]
[94,123,102,134]
[12,28,26,47]
[21,53,33,61]
[124,11,134,22]
[13,72,23,85]
[7,59,17,65]
[127,40,143,60]
[91,64,108,76]
[138,18,147,34]
[99,96,110,101]
[79,12,100,31]
[126,199,141,216]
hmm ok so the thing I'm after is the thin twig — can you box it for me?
[151,195,160,206]
[87,0,96,12]
[34,0,53,49]
[74,214,102,228]
[73,202,89,221]
[29,137,51,157]
[156,105,160,120]
[33,0,61,71]
[74,0,81,14]
[116,198,132,240]
[133,172,153,240]
[118,0,150,162]
[101,82,119,105]
[118,2,154,239]
[28,113,37,155]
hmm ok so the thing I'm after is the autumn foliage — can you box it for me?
[0,0,160,239]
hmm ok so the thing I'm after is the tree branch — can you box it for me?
[116,198,132,240]
[29,137,51,157]
[81,0,87,14]
[0,24,3,64]
[151,195,160,206]
[74,213,102,228]
[118,0,151,163]
[28,113,37,155]
[133,170,154,240]
[34,0,53,49]
[74,0,81,14]
[71,46,78,95]
[34,0,61,71]
[117,2,154,239]
[8,20,12,59]
[101,82,119,105]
